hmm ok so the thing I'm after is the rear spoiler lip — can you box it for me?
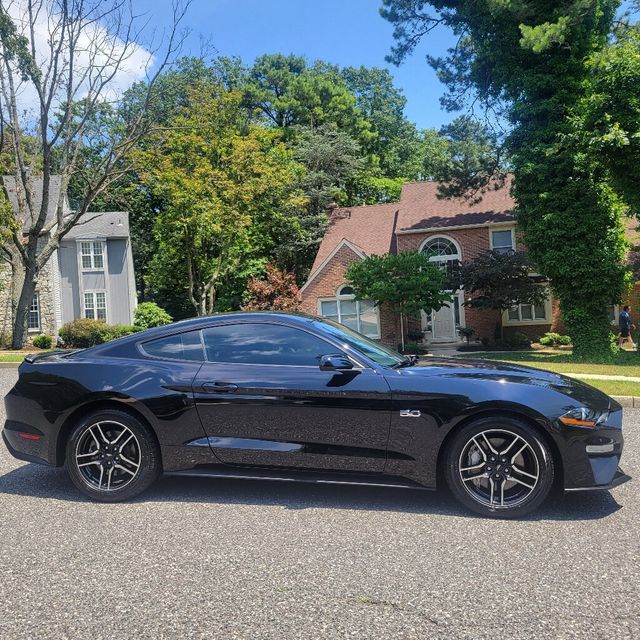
[23,349,82,364]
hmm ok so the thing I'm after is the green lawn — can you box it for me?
[583,379,640,397]
[0,353,26,362]
[457,349,640,378]
[450,349,640,396]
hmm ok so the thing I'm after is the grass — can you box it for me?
[582,379,640,397]
[458,349,640,378]
[0,353,27,362]
[451,348,640,396]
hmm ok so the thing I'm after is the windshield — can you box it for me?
[309,317,405,367]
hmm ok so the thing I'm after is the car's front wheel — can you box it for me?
[65,409,161,502]
[444,416,555,518]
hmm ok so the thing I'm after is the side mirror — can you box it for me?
[319,354,354,371]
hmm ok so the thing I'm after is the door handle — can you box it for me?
[201,382,238,393]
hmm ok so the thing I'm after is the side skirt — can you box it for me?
[164,466,431,491]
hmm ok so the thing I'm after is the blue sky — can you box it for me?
[134,0,459,130]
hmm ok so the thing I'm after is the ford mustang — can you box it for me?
[2,312,630,517]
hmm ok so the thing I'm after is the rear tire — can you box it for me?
[65,409,161,502]
[444,416,554,518]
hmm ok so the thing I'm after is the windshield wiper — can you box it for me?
[392,355,418,369]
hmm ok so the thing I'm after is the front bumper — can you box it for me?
[565,466,631,492]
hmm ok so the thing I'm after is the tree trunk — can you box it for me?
[11,265,37,350]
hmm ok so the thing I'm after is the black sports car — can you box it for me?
[2,312,630,517]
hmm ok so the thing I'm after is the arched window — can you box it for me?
[318,285,380,338]
[420,236,461,263]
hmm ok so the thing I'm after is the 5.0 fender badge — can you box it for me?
[400,409,421,418]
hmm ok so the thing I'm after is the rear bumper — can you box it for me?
[2,424,53,466]
[565,466,631,492]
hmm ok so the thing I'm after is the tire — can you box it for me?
[444,416,554,518]
[65,409,161,502]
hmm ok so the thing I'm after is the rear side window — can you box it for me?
[142,330,204,362]
[201,323,334,366]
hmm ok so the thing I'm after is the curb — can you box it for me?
[0,362,21,368]
[611,395,640,408]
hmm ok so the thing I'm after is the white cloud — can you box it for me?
[3,0,154,121]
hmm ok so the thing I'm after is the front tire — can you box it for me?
[65,409,161,502]
[444,416,554,518]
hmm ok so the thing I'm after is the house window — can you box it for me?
[80,241,105,270]
[491,229,515,254]
[421,236,460,262]
[28,293,40,330]
[84,291,107,321]
[508,303,547,322]
[319,285,380,338]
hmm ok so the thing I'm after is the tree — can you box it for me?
[456,251,548,341]
[381,0,629,360]
[0,0,188,347]
[242,263,302,311]
[135,86,306,316]
[345,252,452,348]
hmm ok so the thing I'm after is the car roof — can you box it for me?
[85,311,322,357]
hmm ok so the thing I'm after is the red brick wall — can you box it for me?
[396,227,490,259]
[300,245,402,346]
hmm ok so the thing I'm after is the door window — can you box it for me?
[201,323,335,366]
[142,330,204,361]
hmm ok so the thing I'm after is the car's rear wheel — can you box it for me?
[65,409,160,502]
[444,416,554,518]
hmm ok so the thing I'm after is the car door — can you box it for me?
[192,321,392,473]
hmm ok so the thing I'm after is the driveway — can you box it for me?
[0,369,638,639]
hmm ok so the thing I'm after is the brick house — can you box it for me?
[300,179,637,348]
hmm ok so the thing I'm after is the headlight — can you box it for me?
[559,407,609,428]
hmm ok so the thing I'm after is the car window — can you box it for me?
[309,317,404,367]
[201,323,337,366]
[142,330,204,362]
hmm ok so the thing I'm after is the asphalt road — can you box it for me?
[0,370,638,640]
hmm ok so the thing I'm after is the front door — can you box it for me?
[426,293,461,342]
[192,321,392,473]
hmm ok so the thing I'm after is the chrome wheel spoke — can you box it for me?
[500,435,521,456]
[462,471,487,483]
[115,463,136,477]
[460,462,485,472]
[78,460,101,468]
[481,433,499,455]
[508,475,535,490]
[510,443,528,464]
[107,467,114,490]
[118,434,134,453]
[471,437,487,461]
[119,454,139,470]
[512,465,538,481]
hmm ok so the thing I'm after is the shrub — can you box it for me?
[59,320,137,348]
[539,332,572,347]
[32,334,52,349]
[401,341,426,354]
[133,302,173,330]
[501,331,531,350]
[458,326,474,343]
[407,329,425,342]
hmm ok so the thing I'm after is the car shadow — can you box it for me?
[0,462,623,521]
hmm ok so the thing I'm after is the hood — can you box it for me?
[397,356,613,409]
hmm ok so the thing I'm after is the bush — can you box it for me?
[500,331,531,350]
[401,341,427,355]
[539,332,572,347]
[59,319,137,348]
[133,302,173,330]
[32,334,52,349]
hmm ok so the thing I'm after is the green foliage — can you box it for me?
[457,251,548,340]
[242,263,302,311]
[59,320,137,348]
[458,326,475,343]
[381,0,629,360]
[133,302,173,330]
[135,84,307,316]
[539,332,572,347]
[32,334,52,349]
[500,332,531,350]
[345,252,452,316]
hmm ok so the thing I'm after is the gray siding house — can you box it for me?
[1,176,137,341]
